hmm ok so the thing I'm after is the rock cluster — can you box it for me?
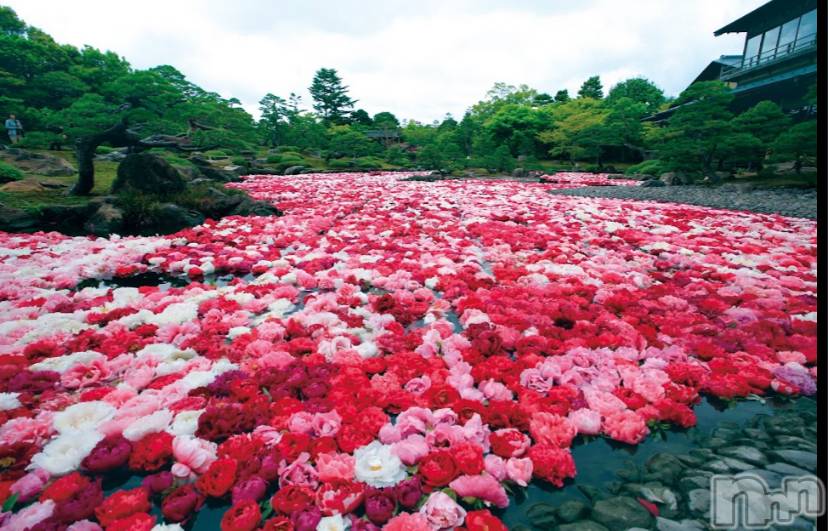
[516,400,817,530]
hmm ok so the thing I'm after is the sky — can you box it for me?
[6,0,767,122]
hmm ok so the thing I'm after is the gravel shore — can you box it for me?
[549,184,817,219]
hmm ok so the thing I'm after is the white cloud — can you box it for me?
[6,0,765,121]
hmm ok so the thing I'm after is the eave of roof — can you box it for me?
[714,0,815,35]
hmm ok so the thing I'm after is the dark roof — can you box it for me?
[714,0,816,35]
[691,55,743,83]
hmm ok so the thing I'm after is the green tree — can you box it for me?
[373,111,400,129]
[771,120,817,173]
[258,93,290,146]
[538,98,608,164]
[484,103,550,157]
[578,76,603,99]
[328,125,375,159]
[652,81,734,175]
[606,77,665,115]
[733,100,791,144]
[309,68,355,124]
[350,109,373,126]
[553,89,570,103]
[533,92,554,106]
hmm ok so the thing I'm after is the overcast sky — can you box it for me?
[7,0,766,122]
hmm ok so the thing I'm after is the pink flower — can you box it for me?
[311,410,342,437]
[479,379,513,401]
[316,452,355,482]
[391,434,429,465]
[5,500,54,529]
[287,411,315,435]
[584,388,627,416]
[10,469,50,502]
[603,410,649,444]
[505,457,533,487]
[404,375,432,395]
[61,359,112,389]
[279,452,319,489]
[382,512,432,531]
[448,473,509,509]
[568,408,602,435]
[529,412,577,448]
[419,491,468,528]
[172,435,217,477]
[378,423,402,444]
[483,455,506,481]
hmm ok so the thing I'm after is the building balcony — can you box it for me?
[720,33,816,81]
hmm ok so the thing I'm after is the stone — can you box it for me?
[641,179,666,187]
[557,521,609,531]
[616,461,641,482]
[645,453,684,485]
[717,446,767,466]
[703,460,732,473]
[743,468,784,489]
[511,167,528,177]
[659,172,688,186]
[95,150,127,162]
[39,204,95,233]
[153,203,205,234]
[674,454,704,467]
[0,179,47,193]
[679,476,711,494]
[721,457,758,472]
[768,450,817,471]
[228,197,282,217]
[0,203,40,232]
[526,502,557,527]
[655,517,705,531]
[592,497,653,531]
[284,165,306,175]
[83,203,124,236]
[766,462,813,477]
[557,500,589,523]
[686,489,710,514]
[578,485,606,502]
[111,153,187,195]
[0,148,76,176]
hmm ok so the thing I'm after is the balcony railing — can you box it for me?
[720,32,817,80]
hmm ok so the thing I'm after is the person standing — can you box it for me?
[5,114,23,144]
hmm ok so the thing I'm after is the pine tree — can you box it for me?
[578,76,604,99]
[309,68,356,124]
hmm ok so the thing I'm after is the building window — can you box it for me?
[744,33,762,66]
[796,9,816,46]
[778,18,800,52]
[760,26,780,60]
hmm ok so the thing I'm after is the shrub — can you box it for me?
[0,161,24,182]
[328,158,353,169]
[204,150,229,159]
[354,157,384,170]
[95,145,114,154]
[265,155,282,164]
[275,145,301,153]
[16,132,61,150]
[625,159,664,176]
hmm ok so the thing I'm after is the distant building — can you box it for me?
[645,0,817,122]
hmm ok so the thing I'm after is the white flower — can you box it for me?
[53,401,115,434]
[355,340,378,359]
[353,441,406,488]
[30,350,103,373]
[148,302,198,326]
[0,392,21,411]
[151,524,185,531]
[169,409,204,437]
[316,514,350,531]
[123,409,173,441]
[29,431,103,475]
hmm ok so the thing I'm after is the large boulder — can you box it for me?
[84,203,125,236]
[153,203,205,234]
[659,172,690,186]
[111,153,187,195]
[283,165,305,176]
[511,167,528,178]
[0,203,40,232]
[591,496,654,531]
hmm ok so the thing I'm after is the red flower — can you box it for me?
[196,458,239,498]
[278,432,312,462]
[528,444,576,487]
[466,509,509,531]
[221,499,262,531]
[335,424,374,454]
[418,450,459,488]
[262,516,295,531]
[271,485,315,515]
[161,484,205,523]
[315,480,365,515]
[128,432,173,472]
[40,471,90,503]
[452,442,485,475]
[95,487,151,528]
[105,512,155,531]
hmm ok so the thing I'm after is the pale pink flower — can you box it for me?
[419,491,468,528]
[448,473,509,508]
[484,454,506,481]
[506,457,533,487]
[568,408,602,435]
[316,452,355,482]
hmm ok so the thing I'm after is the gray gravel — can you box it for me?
[549,184,817,219]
